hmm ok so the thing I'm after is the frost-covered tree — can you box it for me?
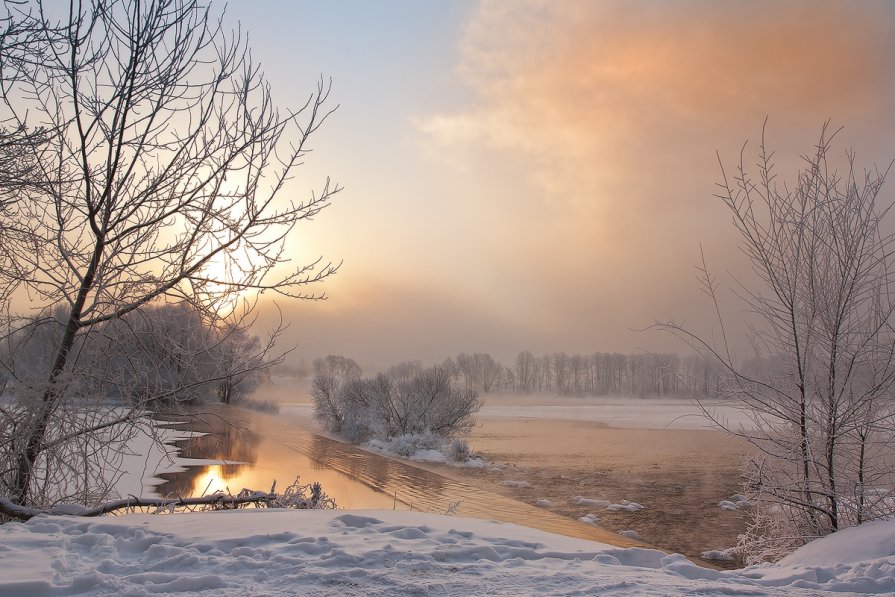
[0,0,338,509]
[658,123,895,561]
[95,304,265,406]
[312,355,363,382]
[311,366,482,443]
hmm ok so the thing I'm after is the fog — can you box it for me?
[234,1,895,371]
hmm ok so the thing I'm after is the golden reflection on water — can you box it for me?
[155,409,395,509]
[191,465,229,496]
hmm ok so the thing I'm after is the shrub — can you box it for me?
[449,439,470,462]
[390,432,442,457]
[310,366,482,443]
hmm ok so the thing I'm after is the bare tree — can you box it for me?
[657,123,895,561]
[312,355,363,382]
[514,350,536,393]
[0,0,339,509]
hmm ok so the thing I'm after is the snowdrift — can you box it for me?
[0,509,893,595]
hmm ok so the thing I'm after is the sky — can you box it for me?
[225,0,895,372]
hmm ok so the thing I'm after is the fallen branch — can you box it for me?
[0,492,277,521]
[0,477,336,521]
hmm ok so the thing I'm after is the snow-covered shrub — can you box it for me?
[736,500,804,564]
[339,418,372,444]
[449,439,470,462]
[701,548,735,562]
[310,366,482,444]
[390,432,441,457]
[269,478,337,510]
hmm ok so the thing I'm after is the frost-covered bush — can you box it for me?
[310,366,482,443]
[449,438,470,462]
[390,432,441,457]
[340,418,372,444]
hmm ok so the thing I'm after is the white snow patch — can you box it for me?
[780,519,895,566]
[619,529,642,540]
[574,496,611,507]
[702,548,736,562]
[606,500,645,512]
[2,509,895,595]
[501,479,531,488]
[364,437,487,468]
[720,494,753,511]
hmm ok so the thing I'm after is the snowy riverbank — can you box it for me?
[1,508,893,595]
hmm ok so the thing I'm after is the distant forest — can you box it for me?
[278,351,728,398]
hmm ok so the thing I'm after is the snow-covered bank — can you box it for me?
[115,420,248,499]
[1,509,893,596]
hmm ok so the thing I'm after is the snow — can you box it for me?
[574,496,610,507]
[2,509,894,595]
[606,500,645,512]
[477,396,756,430]
[365,437,488,469]
[578,513,600,524]
[702,548,736,562]
[719,493,752,511]
[501,479,531,488]
[780,519,895,567]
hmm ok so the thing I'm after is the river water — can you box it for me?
[154,406,642,548]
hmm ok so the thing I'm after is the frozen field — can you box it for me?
[476,393,754,430]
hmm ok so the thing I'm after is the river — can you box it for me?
[153,405,644,549]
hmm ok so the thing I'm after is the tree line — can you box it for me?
[306,351,727,398]
[1,303,266,407]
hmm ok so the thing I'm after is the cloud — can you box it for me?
[424,0,895,192]
[409,0,895,357]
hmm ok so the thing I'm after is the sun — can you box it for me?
[198,246,259,312]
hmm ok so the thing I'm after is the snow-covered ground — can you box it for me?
[477,395,755,430]
[1,508,893,595]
